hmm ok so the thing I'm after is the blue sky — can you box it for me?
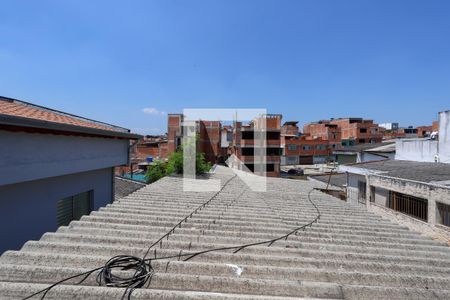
[1,0,450,135]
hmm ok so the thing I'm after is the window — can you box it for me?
[287,145,297,151]
[388,191,427,222]
[437,202,450,227]
[266,148,282,155]
[241,148,254,156]
[266,131,280,140]
[358,139,365,143]
[266,164,275,172]
[302,145,312,150]
[316,145,326,150]
[360,128,367,133]
[57,190,93,226]
[370,186,375,202]
[358,181,366,204]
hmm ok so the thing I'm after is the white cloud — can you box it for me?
[142,107,166,115]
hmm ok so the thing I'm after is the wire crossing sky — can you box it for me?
[1,0,450,135]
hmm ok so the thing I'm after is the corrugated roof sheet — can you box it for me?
[345,160,450,183]
[1,166,450,299]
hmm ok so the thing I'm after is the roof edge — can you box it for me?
[0,95,130,133]
[0,114,142,139]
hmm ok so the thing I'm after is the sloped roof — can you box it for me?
[0,96,141,139]
[309,173,348,187]
[1,166,450,299]
[334,141,395,154]
[343,159,450,183]
[114,176,146,200]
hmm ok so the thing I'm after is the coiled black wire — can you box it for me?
[96,255,153,288]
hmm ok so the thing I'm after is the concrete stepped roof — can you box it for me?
[341,159,450,183]
[2,165,450,299]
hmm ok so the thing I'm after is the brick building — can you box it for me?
[303,120,341,149]
[167,114,221,164]
[198,121,221,163]
[230,114,282,177]
[168,113,183,154]
[135,135,168,161]
[329,118,383,146]
[282,135,330,165]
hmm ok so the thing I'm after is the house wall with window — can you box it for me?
[0,167,114,254]
[0,128,132,255]
[343,168,450,236]
[0,97,140,255]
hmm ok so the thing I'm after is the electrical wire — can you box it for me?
[22,173,321,300]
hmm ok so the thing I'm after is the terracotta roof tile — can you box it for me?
[0,98,123,132]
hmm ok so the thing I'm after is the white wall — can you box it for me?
[395,139,438,162]
[0,130,129,186]
[220,130,230,148]
[360,152,394,163]
[439,110,450,163]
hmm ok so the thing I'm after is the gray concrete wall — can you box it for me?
[346,173,365,206]
[369,174,450,226]
[439,110,450,163]
[372,186,389,207]
[0,168,114,254]
[281,155,299,166]
[0,130,129,186]
[360,152,395,162]
[313,155,328,164]
[395,138,438,162]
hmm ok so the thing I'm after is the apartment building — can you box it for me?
[416,125,433,138]
[168,113,183,154]
[281,121,331,165]
[282,135,330,165]
[135,135,168,161]
[231,114,282,177]
[167,114,221,164]
[303,120,341,149]
[330,118,383,146]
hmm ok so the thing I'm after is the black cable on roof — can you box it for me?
[22,173,321,300]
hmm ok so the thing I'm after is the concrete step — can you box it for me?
[0,282,315,300]
[19,240,450,269]
[2,257,450,290]
[38,232,450,260]
[0,265,345,299]
[4,250,450,279]
[54,225,449,251]
[68,218,431,243]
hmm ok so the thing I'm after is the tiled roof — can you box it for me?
[1,166,450,299]
[0,96,131,134]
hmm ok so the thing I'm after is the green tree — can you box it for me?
[145,160,167,183]
[145,143,211,183]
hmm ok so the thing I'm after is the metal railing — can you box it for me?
[388,191,428,222]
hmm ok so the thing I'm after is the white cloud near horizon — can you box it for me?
[142,107,166,115]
